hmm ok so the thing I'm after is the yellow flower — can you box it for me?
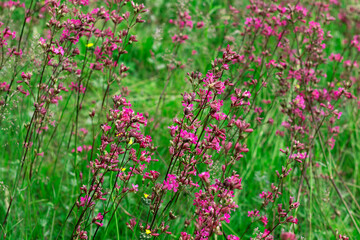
[145,229,151,235]
[144,193,149,198]
[86,43,94,48]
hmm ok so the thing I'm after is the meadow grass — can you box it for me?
[0,0,359,239]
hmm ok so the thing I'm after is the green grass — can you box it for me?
[0,0,359,239]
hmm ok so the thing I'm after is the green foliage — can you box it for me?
[0,0,359,239]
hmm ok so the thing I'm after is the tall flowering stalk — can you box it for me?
[0,0,148,233]
[137,45,253,239]
[224,0,360,238]
[153,2,205,127]
[68,94,157,239]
